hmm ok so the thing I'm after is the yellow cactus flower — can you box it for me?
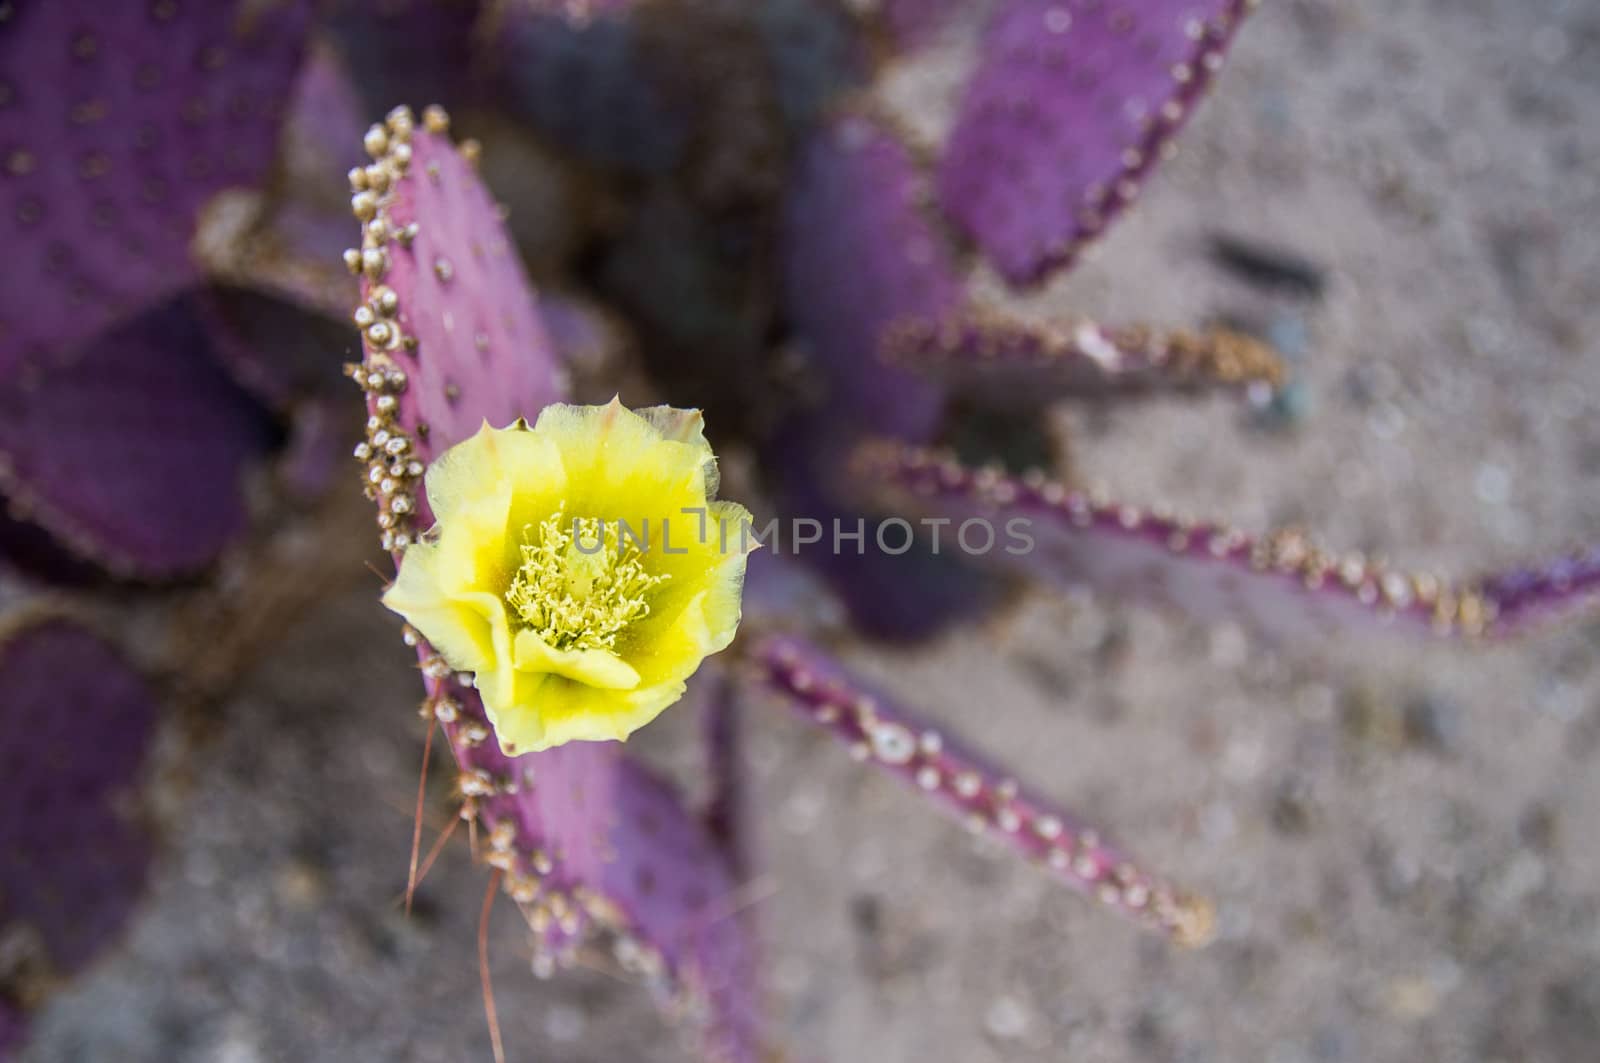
[382,400,756,755]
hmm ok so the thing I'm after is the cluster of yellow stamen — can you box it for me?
[505,508,669,651]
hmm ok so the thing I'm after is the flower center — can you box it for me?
[505,507,669,652]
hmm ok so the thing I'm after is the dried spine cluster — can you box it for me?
[343,104,449,553]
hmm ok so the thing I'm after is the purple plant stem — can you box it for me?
[882,307,1284,404]
[938,0,1258,287]
[853,439,1600,642]
[752,634,1216,946]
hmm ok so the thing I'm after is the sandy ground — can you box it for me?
[21,1,1600,1061]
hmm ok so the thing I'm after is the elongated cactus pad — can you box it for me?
[775,110,1005,639]
[938,0,1256,286]
[0,613,158,989]
[349,109,762,1060]
[0,299,276,577]
[855,440,1600,641]
[0,0,311,374]
[754,635,1214,945]
[882,308,1284,404]
[784,109,956,438]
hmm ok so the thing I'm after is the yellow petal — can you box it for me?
[533,399,713,519]
[424,420,567,531]
[520,676,687,751]
[512,629,641,690]
[382,542,498,672]
[381,408,753,755]
[477,669,554,755]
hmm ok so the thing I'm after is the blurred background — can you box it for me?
[5,1,1600,1061]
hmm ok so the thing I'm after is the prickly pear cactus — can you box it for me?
[938,0,1257,285]
[784,109,956,441]
[0,612,159,1012]
[0,0,316,578]
[0,301,276,578]
[0,0,312,370]
[346,107,763,1061]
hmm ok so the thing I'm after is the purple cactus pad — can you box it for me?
[784,109,958,439]
[0,613,158,980]
[938,0,1255,286]
[0,0,312,375]
[0,299,276,577]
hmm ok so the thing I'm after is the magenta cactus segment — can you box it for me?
[0,613,158,987]
[0,0,312,374]
[854,440,1600,642]
[938,0,1256,286]
[882,308,1285,404]
[0,301,276,577]
[754,634,1215,946]
[784,109,957,439]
